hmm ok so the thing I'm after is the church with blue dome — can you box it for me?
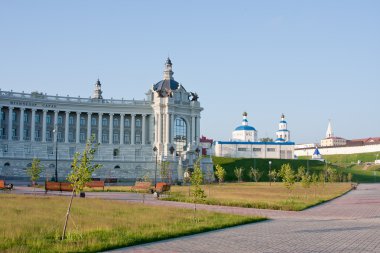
[214,112,295,159]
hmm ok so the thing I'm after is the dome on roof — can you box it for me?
[153,79,179,91]
[275,138,285,142]
[235,125,256,131]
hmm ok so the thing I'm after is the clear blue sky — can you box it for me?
[1,0,379,143]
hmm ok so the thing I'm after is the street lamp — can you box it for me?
[268,161,272,186]
[153,146,158,188]
[52,127,58,182]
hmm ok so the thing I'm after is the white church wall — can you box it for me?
[295,144,380,157]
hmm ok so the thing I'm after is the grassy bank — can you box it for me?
[164,182,352,211]
[0,194,264,253]
[212,156,380,183]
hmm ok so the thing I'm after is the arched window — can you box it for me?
[114,165,120,169]
[113,118,119,127]
[136,119,141,127]
[124,118,130,127]
[4,162,10,167]
[174,118,187,152]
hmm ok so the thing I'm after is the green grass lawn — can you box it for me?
[0,194,264,253]
[163,182,352,211]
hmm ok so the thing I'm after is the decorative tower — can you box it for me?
[232,112,257,142]
[326,120,334,138]
[92,79,103,99]
[163,57,174,80]
[275,113,290,142]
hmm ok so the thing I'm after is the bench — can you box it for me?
[45,181,74,193]
[0,180,13,190]
[131,181,152,193]
[86,181,105,191]
[155,182,171,194]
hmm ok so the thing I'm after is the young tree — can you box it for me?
[215,164,226,184]
[205,165,214,196]
[326,167,338,183]
[311,173,319,198]
[160,161,170,183]
[62,136,102,240]
[191,162,206,222]
[234,167,244,183]
[268,169,277,186]
[27,158,42,193]
[301,173,312,199]
[249,167,262,183]
[296,166,306,182]
[279,163,296,193]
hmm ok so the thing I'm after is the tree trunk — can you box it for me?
[62,188,75,240]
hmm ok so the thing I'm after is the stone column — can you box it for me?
[196,116,201,145]
[149,114,153,144]
[131,114,135,145]
[19,108,25,141]
[65,111,70,143]
[54,110,58,142]
[171,114,175,143]
[31,109,36,142]
[109,113,113,144]
[165,113,170,144]
[8,107,13,141]
[120,114,124,145]
[186,118,191,148]
[98,113,102,144]
[142,114,146,145]
[0,106,2,130]
[76,112,80,144]
[191,116,195,144]
[155,113,158,143]
[87,112,92,140]
[42,110,47,142]
[157,113,161,144]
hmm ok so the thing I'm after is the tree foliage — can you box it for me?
[234,167,244,182]
[27,158,42,192]
[215,164,226,184]
[279,163,296,191]
[249,167,262,182]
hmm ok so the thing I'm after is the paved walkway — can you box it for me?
[106,184,380,253]
[12,184,380,252]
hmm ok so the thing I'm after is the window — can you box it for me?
[58,116,63,124]
[174,118,187,152]
[23,129,28,139]
[24,113,28,123]
[12,128,16,138]
[91,117,97,126]
[2,145,8,153]
[136,119,141,127]
[80,117,85,126]
[80,132,85,142]
[267,148,276,152]
[124,132,130,144]
[136,132,141,144]
[47,146,53,155]
[1,111,4,120]
[113,148,119,157]
[35,114,40,123]
[12,111,16,122]
[46,115,51,124]
[69,132,74,142]
[46,130,51,140]
[102,132,108,142]
[113,133,119,143]
[253,148,261,152]
[57,131,62,141]
[102,118,108,126]
[124,118,130,127]
[69,116,74,125]
[237,148,247,151]
[113,118,119,127]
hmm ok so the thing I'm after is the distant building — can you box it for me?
[199,136,213,156]
[295,120,380,157]
[214,113,295,159]
[320,120,347,147]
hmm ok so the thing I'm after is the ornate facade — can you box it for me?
[0,58,204,181]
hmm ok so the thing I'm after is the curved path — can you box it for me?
[13,184,380,252]
[106,184,380,253]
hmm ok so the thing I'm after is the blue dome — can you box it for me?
[275,138,285,142]
[235,125,256,131]
[280,120,287,123]
[153,79,179,91]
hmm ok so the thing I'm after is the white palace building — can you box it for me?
[0,58,206,181]
[214,113,295,159]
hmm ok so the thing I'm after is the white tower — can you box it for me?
[326,120,334,138]
[232,112,258,142]
[275,114,290,142]
[92,79,103,99]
